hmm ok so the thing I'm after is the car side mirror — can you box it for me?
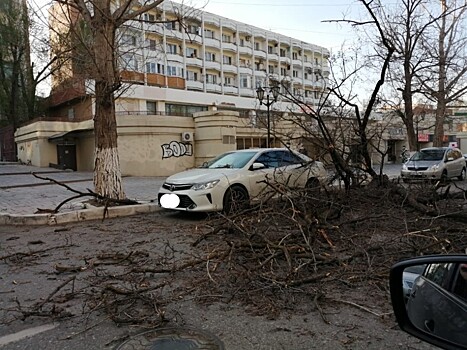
[390,255,467,350]
[251,162,266,170]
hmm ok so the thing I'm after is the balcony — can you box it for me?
[221,19,236,32]
[167,76,185,89]
[206,83,222,93]
[223,85,238,95]
[267,52,279,62]
[165,29,183,40]
[167,53,183,64]
[280,56,291,65]
[222,42,237,52]
[254,70,267,78]
[205,37,221,49]
[292,59,302,67]
[254,50,266,60]
[121,70,144,84]
[222,64,237,73]
[184,33,202,45]
[239,88,254,97]
[186,56,203,67]
[239,66,253,75]
[238,44,252,55]
[203,13,219,26]
[186,80,203,91]
[205,60,221,71]
[293,76,303,85]
[147,73,165,86]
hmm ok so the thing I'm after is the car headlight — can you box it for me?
[191,179,220,191]
[429,163,440,171]
[402,164,408,171]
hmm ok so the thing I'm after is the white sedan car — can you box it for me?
[158,148,327,213]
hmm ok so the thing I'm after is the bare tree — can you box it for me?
[277,0,395,189]
[50,0,165,200]
[419,0,467,146]
[380,0,438,152]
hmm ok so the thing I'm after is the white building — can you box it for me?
[15,1,331,175]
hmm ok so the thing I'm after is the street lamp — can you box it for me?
[256,84,280,148]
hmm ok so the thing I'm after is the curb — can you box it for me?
[0,203,161,226]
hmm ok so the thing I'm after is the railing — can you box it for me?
[115,110,193,117]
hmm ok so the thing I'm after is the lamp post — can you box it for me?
[256,84,280,148]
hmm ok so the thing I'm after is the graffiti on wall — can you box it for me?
[161,141,193,159]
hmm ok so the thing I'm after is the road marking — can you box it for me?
[0,323,59,346]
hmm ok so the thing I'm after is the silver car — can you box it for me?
[401,147,466,182]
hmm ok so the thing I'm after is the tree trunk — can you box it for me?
[433,0,447,147]
[92,4,125,200]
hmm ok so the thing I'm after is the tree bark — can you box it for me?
[92,2,125,199]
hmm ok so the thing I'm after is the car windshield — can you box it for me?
[201,151,258,169]
[411,149,445,161]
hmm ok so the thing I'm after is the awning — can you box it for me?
[48,128,93,143]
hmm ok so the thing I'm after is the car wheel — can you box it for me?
[458,167,466,181]
[223,186,249,214]
[305,178,320,193]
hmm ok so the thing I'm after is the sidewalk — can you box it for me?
[0,163,166,225]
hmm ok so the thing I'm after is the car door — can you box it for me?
[407,263,467,346]
[246,150,282,200]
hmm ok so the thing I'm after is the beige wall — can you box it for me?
[15,110,312,176]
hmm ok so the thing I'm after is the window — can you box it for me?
[186,47,197,58]
[224,76,232,85]
[187,25,200,35]
[206,74,217,84]
[165,21,176,30]
[304,72,308,80]
[223,55,232,65]
[268,46,273,54]
[205,52,216,61]
[293,70,298,78]
[148,39,157,51]
[254,62,262,71]
[143,13,155,23]
[166,43,177,54]
[280,67,287,76]
[255,42,261,51]
[268,65,274,74]
[122,34,136,46]
[167,66,177,76]
[304,55,308,62]
[315,57,319,65]
[146,62,156,73]
[186,71,198,81]
[280,48,286,57]
[165,104,208,116]
[121,53,138,70]
[239,38,245,47]
[240,74,250,88]
[292,52,298,60]
[424,263,454,288]
[256,151,282,168]
[204,29,215,39]
[222,34,231,43]
[146,101,156,115]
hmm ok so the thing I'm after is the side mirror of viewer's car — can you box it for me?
[390,255,467,350]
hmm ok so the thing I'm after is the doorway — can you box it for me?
[57,144,77,170]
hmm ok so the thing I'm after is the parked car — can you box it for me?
[158,148,327,213]
[390,255,467,350]
[402,264,425,302]
[401,147,466,182]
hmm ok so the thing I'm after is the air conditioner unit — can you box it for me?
[182,132,194,142]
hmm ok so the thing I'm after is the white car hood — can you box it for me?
[165,168,242,184]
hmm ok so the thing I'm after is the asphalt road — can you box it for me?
[0,212,437,350]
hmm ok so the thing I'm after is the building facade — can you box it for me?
[15,1,330,175]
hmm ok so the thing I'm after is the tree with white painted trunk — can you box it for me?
[52,0,164,199]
